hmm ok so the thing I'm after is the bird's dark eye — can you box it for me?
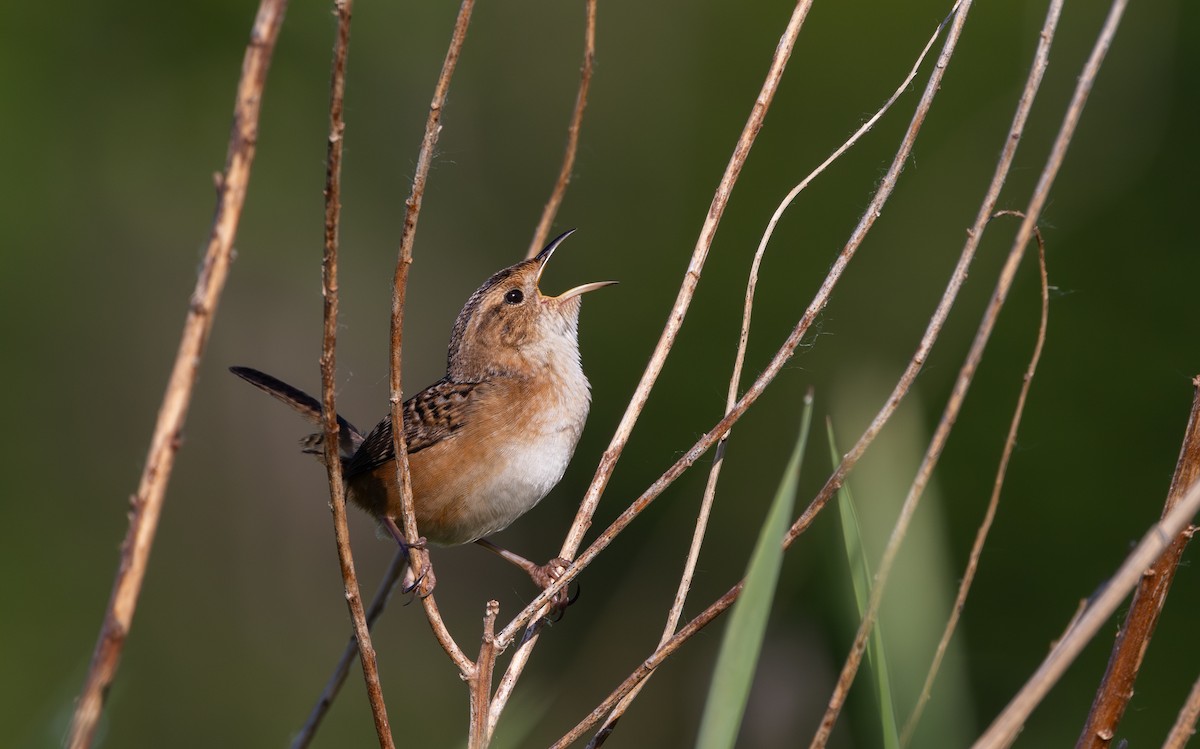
[504,288,524,304]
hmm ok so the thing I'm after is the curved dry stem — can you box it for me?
[293,550,409,749]
[900,216,1050,746]
[585,9,959,743]
[526,0,596,259]
[317,1,394,746]
[388,0,478,676]
[550,582,745,749]
[65,2,289,746]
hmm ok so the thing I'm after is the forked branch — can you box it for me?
[526,0,597,259]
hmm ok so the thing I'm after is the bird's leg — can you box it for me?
[474,538,576,612]
[382,517,434,597]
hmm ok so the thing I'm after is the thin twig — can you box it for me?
[526,0,596,259]
[293,549,409,749]
[586,9,960,743]
[1164,671,1200,749]
[65,2,289,746]
[389,0,477,676]
[973,477,1200,748]
[316,3,394,746]
[550,583,746,749]
[900,214,1051,746]
[1076,377,1200,748]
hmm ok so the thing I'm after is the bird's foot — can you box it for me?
[528,557,579,621]
[401,561,436,601]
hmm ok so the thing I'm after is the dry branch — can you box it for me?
[66,2,289,746]
[316,2,395,746]
[1076,377,1200,747]
[388,0,478,675]
[900,216,1051,748]
[526,0,597,259]
[294,550,409,748]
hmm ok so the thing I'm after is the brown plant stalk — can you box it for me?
[388,0,478,676]
[316,2,395,746]
[486,1,817,731]
[585,6,961,743]
[900,215,1051,746]
[525,0,597,259]
[550,582,747,749]
[293,549,409,749]
[65,2,289,746]
[1075,376,1200,748]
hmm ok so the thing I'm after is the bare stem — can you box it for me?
[293,550,409,749]
[900,215,1050,746]
[1075,377,1200,748]
[65,2,289,746]
[550,582,746,749]
[317,3,395,745]
[526,0,597,259]
[388,0,478,676]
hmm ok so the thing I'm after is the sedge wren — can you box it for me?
[231,230,614,597]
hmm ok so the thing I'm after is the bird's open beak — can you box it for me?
[555,279,618,300]
[534,229,617,299]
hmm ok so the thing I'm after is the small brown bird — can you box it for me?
[231,230,614,596]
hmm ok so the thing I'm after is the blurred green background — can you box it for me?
[4,1,1197,747]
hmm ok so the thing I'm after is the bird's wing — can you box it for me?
[344,378,480,478]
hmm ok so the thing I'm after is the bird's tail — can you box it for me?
[229,366,364,458]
